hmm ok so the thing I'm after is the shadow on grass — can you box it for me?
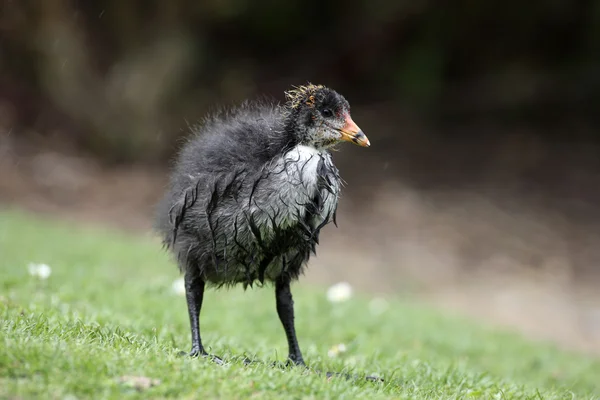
[177,351,386,384]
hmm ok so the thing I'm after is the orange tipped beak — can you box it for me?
[339,114,370,147]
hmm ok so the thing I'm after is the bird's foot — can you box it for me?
[268,357,305,370]
[286,360,306,368]
[177,346,205,358]
[178,347,224,365]
[286,355,305,368]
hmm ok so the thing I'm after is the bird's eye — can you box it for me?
[321,108,333,118]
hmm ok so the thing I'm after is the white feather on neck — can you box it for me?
[283,144,321,187]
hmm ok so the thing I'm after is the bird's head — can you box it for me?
[283,84,370,150]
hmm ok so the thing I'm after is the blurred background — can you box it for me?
[2,1,600,354]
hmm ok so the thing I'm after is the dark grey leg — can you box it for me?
[184,271,223,363]
[275,278,305,366]
[185,270,206,357]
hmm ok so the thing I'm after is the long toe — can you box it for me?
[208,354,224,365]
[326,371,352,380]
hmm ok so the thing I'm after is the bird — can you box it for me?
[155,83,370,366]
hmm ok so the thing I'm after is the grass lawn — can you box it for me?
[1,209,599,399]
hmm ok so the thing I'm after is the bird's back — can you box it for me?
[155,101,340,286]
[176,102,292,176]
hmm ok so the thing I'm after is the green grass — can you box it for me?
[1,209,599,399]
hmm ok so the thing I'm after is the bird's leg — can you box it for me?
[275,277,305,366]
[184,270,223,364]
[185,270,206,357]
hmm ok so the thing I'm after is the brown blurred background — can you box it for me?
[1,1,600,354]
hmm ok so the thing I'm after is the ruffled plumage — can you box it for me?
[155,88,341,288]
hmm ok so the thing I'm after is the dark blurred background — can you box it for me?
[2,1,600,353]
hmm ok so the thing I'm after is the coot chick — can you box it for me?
[155,83,370,365]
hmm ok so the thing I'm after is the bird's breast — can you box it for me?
[226,144,339,246]
[189,144,340,284]
[265,145,336,225]
[280,144,322,196]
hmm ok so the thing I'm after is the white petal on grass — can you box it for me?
[368,297,389,316]
[27,263,51,280]
[171,277,186,296]
[327,343,348,358]
[326,282,353,303]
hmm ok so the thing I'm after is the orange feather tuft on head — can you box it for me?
[284,83,325,109]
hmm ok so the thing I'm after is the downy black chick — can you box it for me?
[155,83,370,365]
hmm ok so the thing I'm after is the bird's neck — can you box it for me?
[282,109,329,153]
[282,107,309,142]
